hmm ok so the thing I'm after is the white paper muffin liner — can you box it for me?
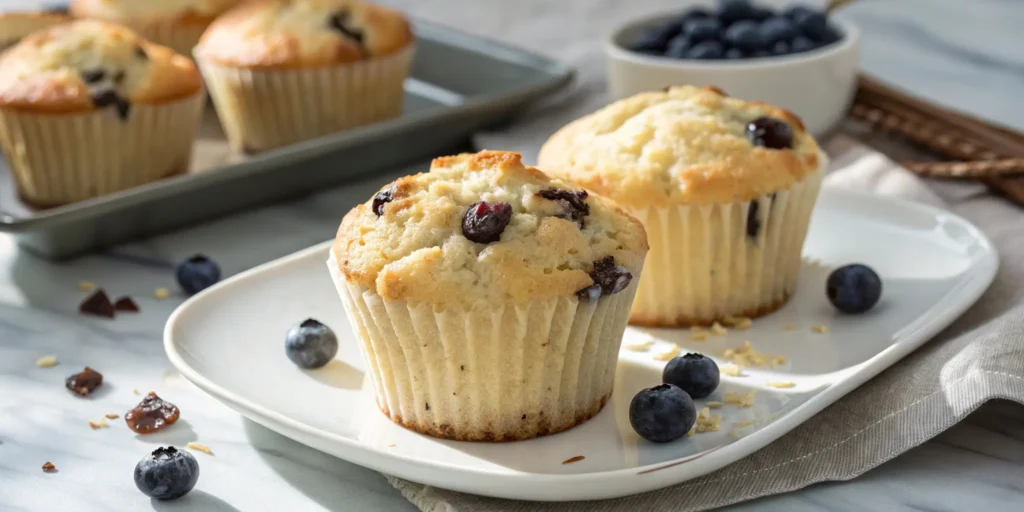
[327,248,641,442]
[629,169,823,327]
[0,91,205,207]
[133,22,209,58]
[196,46,414,154]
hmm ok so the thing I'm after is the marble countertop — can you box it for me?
[2,0,1023,511]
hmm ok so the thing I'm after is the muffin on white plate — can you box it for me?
[69,0,239,56]
[0,9,71,50]
[0,20,205,207]
[329,150,648,441]
[194,0,414,153]
[539,85,824,327]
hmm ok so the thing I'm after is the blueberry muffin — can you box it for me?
[194,0,414,153]
[70,0,239,56]
[0,9,71,50]
[329,151,648,441]
[539,85,824,326]
[0,21,205,207]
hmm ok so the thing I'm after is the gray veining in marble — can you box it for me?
[1,0,1023,510]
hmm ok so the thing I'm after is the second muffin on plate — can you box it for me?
[330,150,647,441]
[539,85,824,327]
[70,0,240,56]
[195,0,414,153]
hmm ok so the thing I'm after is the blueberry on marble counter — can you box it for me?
[176,255,221,295]
[134,446,199,501]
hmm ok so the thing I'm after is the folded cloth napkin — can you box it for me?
[385,134,1024,511]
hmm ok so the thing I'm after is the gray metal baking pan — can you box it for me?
[0,19,574,260]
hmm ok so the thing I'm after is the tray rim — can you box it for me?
[0,17,575,232]
[163,188,998,501]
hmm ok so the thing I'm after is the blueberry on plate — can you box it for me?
[723,20,764,52]
[682,17,722,42]
[790,36,818,53]
[285,319,339,369]
[134,446,199,501]
[629,384,696,443]
[663,353,721,399]
[175,255,221,295]
[716,0,757,25]
[826,264,882,314]
[760,16,797,46]
[627,21,679,54]
[685,40,725,60]
[665,34,694,58]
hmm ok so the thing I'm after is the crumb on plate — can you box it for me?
[78,281,95,292]
[652,343,680,361]
[766,381,796,389]
[722,341,786,368]
[562,455,585,465]
[42,462,56,472]
[695,407,721,433]
[36,355,58,368]
[724,390,756,408]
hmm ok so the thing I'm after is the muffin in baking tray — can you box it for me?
[329,150,648,441]
[0,20,205,207]
[194,0,414,153]
[539,85,824,327]
[0,9,71,50]
[69,0,239,56]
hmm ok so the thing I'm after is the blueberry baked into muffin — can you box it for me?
[0,21,205,207]
[70,0,239,56]
[539,85,824,326]
[329,151,648,441]
[0,9,71,51]
[195,0,414,153]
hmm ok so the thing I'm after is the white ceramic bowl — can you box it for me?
[606,14,860,136]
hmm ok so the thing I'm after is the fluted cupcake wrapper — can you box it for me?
[0,92,205,207]
[132,22,209,58]
[328,249,640,442]
[629,169,823,327]
[195,46,414,154]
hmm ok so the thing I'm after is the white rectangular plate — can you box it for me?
[165,188,996,501]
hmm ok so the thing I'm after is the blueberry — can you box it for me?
[826,264,882,314]
[750,7,774,21]
[627,21,679,54]
[794,11,830,41]
[724,47,746,59]
[716,0,757,25]
[663,353,721,399]
[665,34,694,58]
[91,89,131,120]
[285,319,339,369]
[784,4,816,21]
[751,49,771,57]
[537,188,589,227]
[746,116,794,149]
[685,40,725,60]
[682,18,722,42]
[790,36,817,53]
[629,384,696,443]
[462,201,513,244]
[771,40,791,55]
[585,256,632,296]
[760,16,797,45]
[724,20,764,52]
[371,187,394,216]
[134,447,199,501]
[175,255,221,295]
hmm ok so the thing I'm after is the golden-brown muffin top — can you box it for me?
[70,0,240,25]
[0,20,202,115]
[195,0,413,68]
[538,85,823,208]
[0,10,71,49]
[333,151,648,306]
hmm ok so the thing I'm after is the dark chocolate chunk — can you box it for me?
[462,201,513,244]
[125,392,181,434]
[91,90,131,120]
[79,289,115,318]
[66,367,103,397]
[114,296,139,312]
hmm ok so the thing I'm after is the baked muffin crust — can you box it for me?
[0,21,202,114]
[0,10,71,49]
[334,151,648,307]
[70,0,239,25]
[196,0,413,68]
[538,85,822,208]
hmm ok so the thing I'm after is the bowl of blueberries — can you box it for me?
[607,0,859,136]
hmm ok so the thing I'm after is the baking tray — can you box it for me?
[0,19,574,259]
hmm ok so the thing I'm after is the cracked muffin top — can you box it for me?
[0,20,202,114]
[195,0,413,68]
[333,151,648,306]
[70,0,240,25]
[538,85,823,208]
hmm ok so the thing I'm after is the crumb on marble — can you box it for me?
[722,316,752,330]
[186,442,213,455]
[623,336,654,352]
[811,325,830,334]
[133,388,140,395]
[42,462,56,472]
[783,323,797,331]
[105,413,119,419]
[689,326,709,341]
[36,355,58,368]
[562,455,585,465]
[78,281,95,292]
[154,288,170,300]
